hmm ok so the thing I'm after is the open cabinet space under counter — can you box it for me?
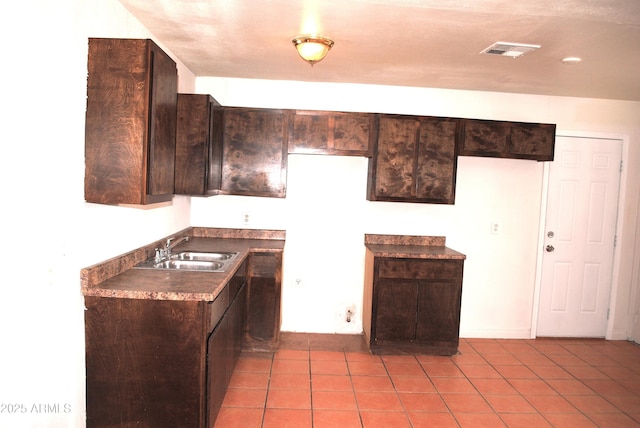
[363,234,466,355]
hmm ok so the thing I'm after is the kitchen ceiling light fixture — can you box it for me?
[562,56,582,64]
[292,35,334,66]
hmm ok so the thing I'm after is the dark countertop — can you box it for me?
[364,233,466,260]
[81,228,285,302]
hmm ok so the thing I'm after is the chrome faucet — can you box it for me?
[155,236,189,261]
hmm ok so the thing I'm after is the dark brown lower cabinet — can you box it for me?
[367,258,464,355]
[85,262,246,428]
[207,274,246,426]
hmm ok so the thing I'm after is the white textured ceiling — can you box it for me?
[118,0,640,101]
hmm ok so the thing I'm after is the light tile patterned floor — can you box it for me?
[214,333,640,427]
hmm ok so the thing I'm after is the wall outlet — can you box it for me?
[490,222,501,234]
[242,211,251,226]
[345,304,356,323]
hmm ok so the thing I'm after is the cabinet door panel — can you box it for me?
[85,298,205,427]
[175,94,209,194]
[175,94,223,195]
[333,113,372,154]
[84,40,147,205]
[333,113,372,156]
[416,281,462,342]
[460,119,509,156]
[509,123,555,161]
[147,44,177,198]
[289,110,372,155]
[207,316,229,427]
[416,118,458,203]
[373,116,418,198]
[222,108,287,197]
[378,259,463,281]
[374,280,417,341]
[289,112,328,152]
[460,119,555,161]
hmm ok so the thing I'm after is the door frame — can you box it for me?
[629,191,640,343]
[531,130,630,340]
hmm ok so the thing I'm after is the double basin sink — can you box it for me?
[135,251,238,272]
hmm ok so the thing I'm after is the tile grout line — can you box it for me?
[307,352,313,428]
[344,350,366,428]
[261,352,274,428]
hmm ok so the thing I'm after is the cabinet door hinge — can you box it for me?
[607,308,610,320]
[620,160,623,172]
[614,235,618,247]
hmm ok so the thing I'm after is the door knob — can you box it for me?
[546,245,555,252]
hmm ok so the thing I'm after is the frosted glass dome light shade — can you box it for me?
[292,35,334,66]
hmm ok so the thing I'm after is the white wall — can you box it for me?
[0,0,195,427]
[194,77,640,341]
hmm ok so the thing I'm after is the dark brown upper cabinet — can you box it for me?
[288,110,374,156]
[367,114,459,204]
[459,119,556,161]
[221,108,288,198]
[84,38,177,205]
[175,94,223,196]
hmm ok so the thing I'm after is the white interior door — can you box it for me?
[537,136,622,337]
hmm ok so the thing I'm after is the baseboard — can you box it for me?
[460,328,532,339]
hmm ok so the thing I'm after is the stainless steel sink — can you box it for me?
[171,251,236,262]
[151,260,224,271]
[134,251,238,272]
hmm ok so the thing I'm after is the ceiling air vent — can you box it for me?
[480,41,541,58]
